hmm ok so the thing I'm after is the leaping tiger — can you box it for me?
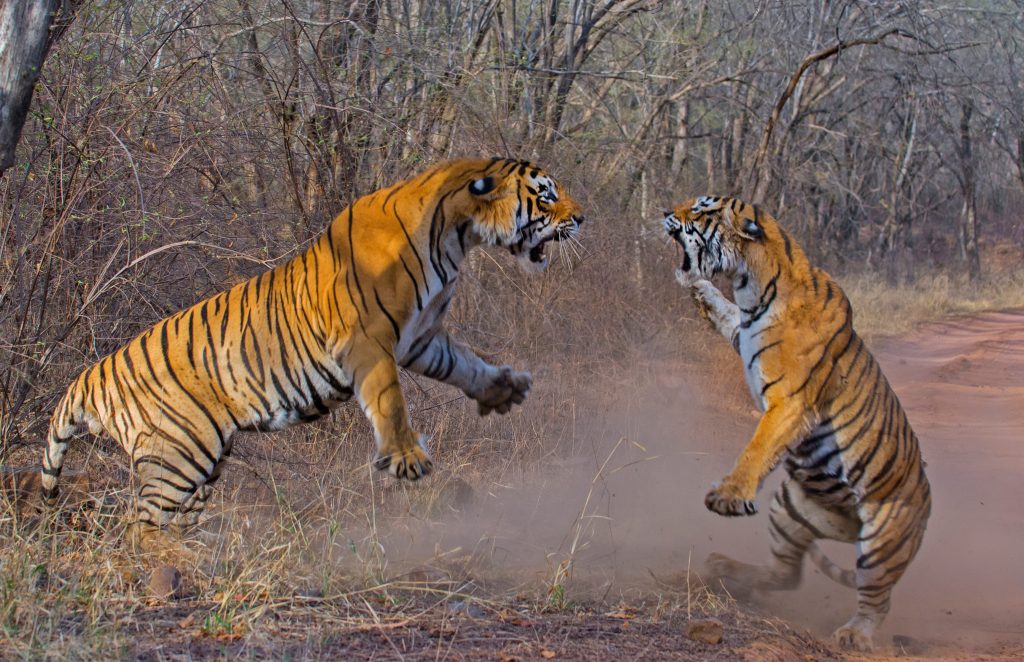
[41,157,584,550]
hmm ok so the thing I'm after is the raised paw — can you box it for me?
[674,267,702,288]
[833,623,874,652]
[473,367,531,416]
[705,480,757,517]
[374,435,433,480]
[693,278,725,317]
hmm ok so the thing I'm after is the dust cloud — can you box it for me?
[367,358,741,575]
[377,311,1024,655]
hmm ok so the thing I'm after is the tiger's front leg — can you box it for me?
[706,398,809,516]
[676,274,741,346]
[346,340,432,480]
[403,330,531,416]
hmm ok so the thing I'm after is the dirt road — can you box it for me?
[867,310,1024,651]
[404,309,1024,658]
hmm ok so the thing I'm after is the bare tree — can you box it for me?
[4,0,1024,458]
[0,0,77,175]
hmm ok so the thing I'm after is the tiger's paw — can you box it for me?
[690,281,718,320]
[705,480,757,517]
[702,551,754,599]
[374,435,433,480]
[674,267,702,288]
[473,367,531,416]
[692,286,716,321]
[129,524,200,567]
[834,623,874,652]
[704,551,741,578]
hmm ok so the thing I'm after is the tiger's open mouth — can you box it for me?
[666,225,692,272]
[528,235,558,263]
[512,217,581,266]
[510,236,554,264]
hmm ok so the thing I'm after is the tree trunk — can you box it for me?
[669,99,689,176]
[0,0,76,175]
[958,100,981,280]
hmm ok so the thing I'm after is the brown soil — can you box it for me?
[865,310,1024,656]
[127,599,839,661]
[357,309,1024,660]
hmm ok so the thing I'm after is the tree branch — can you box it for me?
[746,28,915,199]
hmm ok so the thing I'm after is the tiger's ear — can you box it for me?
[738,217,764,240]
[469,173,514,201]
[468,172,518,244]
[729,203,764,241]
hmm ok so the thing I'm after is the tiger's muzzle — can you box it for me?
[513,213,584,268]
[662,212,693,273]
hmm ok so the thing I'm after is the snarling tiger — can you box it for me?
[662,196,930,651]
[42,158,583,549]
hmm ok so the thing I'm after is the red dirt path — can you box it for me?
[362,309,1024,660]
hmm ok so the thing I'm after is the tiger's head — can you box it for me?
[662,195,776,281]
[462,159,584,271]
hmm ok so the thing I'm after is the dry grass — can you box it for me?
[842,268,1024,338]
[0,441,769,660]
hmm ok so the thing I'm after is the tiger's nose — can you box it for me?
[573,214,585,225]
[663,209,674,218]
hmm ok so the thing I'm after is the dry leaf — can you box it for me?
[540,651,556,659]
[215,632,243,642]
[605,610,637,620]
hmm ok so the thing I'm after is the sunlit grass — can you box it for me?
[842,268,1024,338]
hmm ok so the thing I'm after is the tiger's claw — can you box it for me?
[834,623,874,652]
[705,481,757,517]
[374,436,432,480]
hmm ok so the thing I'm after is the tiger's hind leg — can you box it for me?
[835,496,930,651]
[705,480,858,595]
[128,429,223,560]
[170,447,231,538]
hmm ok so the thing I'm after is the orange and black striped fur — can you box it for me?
[663,196,930,651]
[42,158,583,549]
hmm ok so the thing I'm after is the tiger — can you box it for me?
[41,157,584,551]
[662,196,930,651]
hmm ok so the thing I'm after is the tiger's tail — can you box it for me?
[807,542,856,588]
[41,374,90,508]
